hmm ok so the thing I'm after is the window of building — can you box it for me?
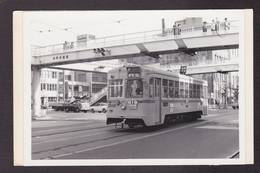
[82,86,89,92]
[65,75,71,81]
[74,86,79,92]
[52,72,56,78]
[163,79,168,98]
[92,72,107,83]
[58,72,64,81]
[77,73,86,82]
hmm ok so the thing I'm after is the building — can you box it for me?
[40,68,107,106]
[40,69,60,106]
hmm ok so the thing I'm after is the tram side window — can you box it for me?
[174,81,179,98]
[180,82,184,98]
[149,78,154,98]
[163,79,168,98]
[189,83,193,98]
[185,82,189,98]
[196,84,200,98]
[193,84,197,98]
[154,78,160,97]
[169,80,174,98]
[109,79,123,98]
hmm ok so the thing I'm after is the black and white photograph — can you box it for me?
[13,10,253,166]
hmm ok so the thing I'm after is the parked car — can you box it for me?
[51,100,82,112]
[63,100,82,112]
[89,102,108,113]
[231,102,239,109]
[80,102,91,113]
[51,102,66,111]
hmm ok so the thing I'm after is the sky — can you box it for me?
[25,10,242,71]
[25,10,241,46]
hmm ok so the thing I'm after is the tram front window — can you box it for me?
[126,79,143,98]
[109,79,123,98]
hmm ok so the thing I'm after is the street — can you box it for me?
[32,109,239,160]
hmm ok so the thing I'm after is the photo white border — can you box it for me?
[14,9,253,166]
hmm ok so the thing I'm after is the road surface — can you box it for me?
[32,109,239,159]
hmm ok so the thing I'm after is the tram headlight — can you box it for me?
[121,105,126,110]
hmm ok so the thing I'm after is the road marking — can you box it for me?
[33,131,109,145]
[50,113,237,159]
[195,125,238,130]
[32,124,113,137]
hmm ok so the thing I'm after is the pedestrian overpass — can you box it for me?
[31,22,239,117]
[31,28,238,68]
[163,62,239,75]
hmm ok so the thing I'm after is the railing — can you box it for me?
[89,87,108,105]
[32,20,239,57]
[159,59,239,72]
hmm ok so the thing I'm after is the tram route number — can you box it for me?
[128,100,138,110]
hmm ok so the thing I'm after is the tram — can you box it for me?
[106,64,208,128]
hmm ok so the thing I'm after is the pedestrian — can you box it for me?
[177,24,181,35]
[211,19,216,31]
[202,21,207,33]
[172,24,177,35]
[215,18,220,32]
[224,18,230,31]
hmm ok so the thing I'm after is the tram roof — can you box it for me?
[109,64,185,77]
[109,64,206,83]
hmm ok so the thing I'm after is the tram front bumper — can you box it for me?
[106,117,146,126]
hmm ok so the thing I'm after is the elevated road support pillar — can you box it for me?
[31,67,44,118]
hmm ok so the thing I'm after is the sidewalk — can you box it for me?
[33,107,236,121]
[33,110,106,121]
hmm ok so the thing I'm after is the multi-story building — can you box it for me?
[40,69,60,106]
[40,68,107,106]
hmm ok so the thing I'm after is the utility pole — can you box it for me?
[162,18,166,35]
[223,72,228,109]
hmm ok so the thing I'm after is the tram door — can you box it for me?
[154,78,162,124]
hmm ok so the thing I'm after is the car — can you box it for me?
[231,102,239,109]
[89,102,108,113]
[80,102,91,112]
[63,100,82,112]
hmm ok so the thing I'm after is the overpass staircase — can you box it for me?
[89,87,108,106]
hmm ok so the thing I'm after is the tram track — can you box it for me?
[32,124,113,138]
[32,132,134,156]
[33,112,238,159]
